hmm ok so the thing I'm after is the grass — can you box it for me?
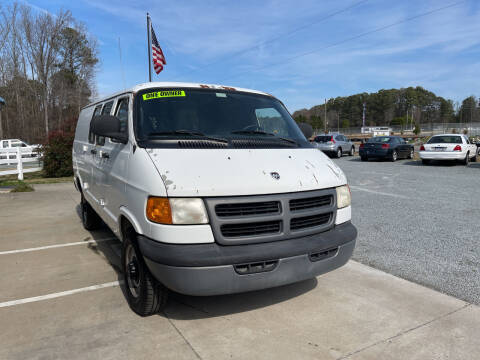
[0,171,72,187]
[10,181,34,192]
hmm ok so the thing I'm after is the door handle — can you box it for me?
[101,152,110,159]
[90,149,97,155]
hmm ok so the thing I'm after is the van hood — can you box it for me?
[147,148,347,197]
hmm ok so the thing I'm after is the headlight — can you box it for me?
[146,197,208,224]
[336,185,351,209]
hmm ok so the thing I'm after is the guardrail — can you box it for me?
[0,148,42,179]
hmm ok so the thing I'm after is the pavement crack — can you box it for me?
[163,310,203,360]
[336,303,472,359]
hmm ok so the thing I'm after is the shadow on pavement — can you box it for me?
[165,278,317,320]
[75,204,318,320]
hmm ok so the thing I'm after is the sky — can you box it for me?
[17,0,480,112]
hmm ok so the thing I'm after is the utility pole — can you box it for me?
[0,96,5,139]
[362,102,366,129]
[337,112,340,132]
[324,98,327,134]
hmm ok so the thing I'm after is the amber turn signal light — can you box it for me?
[146,197,173,224]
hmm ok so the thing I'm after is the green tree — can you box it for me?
[413,123,421,135]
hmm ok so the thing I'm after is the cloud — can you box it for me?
[73,0,479,110]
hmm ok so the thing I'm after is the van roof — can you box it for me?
[84,82,271,109]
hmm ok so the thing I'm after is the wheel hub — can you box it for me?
[128,260,139,283]
[125,244,141,298]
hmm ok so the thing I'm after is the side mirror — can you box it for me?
[297,122,313,139]
[91,115,128,144]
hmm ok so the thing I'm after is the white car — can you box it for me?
[419,134,477,165]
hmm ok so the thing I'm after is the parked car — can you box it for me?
[359,136,414,162]
[313,133,355,158]
[419,134,477,165]
[73,82,357,316]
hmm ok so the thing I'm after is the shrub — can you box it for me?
[41,130,74,178]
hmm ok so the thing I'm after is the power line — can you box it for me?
[178,0,369,80]
[220,0,467,83]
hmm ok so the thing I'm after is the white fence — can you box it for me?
[0,148,43,179]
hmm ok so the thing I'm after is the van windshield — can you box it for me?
[134,88,309,148]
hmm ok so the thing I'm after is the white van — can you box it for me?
[73,82,357,316]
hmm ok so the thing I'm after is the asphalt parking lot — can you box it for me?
[334,156,480,305]
[0,180,479,359]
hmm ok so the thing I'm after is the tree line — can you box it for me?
[0,2,98,143]
[292,86,479,132]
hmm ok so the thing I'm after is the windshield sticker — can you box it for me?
[216,93,227,97]
[142,90,185,100]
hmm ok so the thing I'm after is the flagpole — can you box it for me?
[147,12,152,82]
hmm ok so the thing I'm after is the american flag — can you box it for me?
[151,25,166,74]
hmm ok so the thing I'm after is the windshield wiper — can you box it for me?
[230,130,298,146]
[147,130,229,143]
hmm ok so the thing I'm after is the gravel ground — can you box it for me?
[333,155,480,305]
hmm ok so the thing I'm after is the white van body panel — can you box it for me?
[147,148,347,197]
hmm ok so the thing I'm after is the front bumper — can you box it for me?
[139,222,357,296]
[419,151,465,160]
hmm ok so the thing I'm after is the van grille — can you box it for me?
[204,189,337,245]
[221,220,281,237]
[215,201,280,217]
[291,213,332,231]
[290,195,332,212]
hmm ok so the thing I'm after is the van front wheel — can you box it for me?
[121,233,168,316]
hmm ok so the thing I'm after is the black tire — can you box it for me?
[349,146,355,156]
[422,159,430,165]
[408,148,414,159]
[391,150,398,162]
[361,156,368,161]
[122,228,168,316]
[463,152,470,166]
[336,148,342,158]
[81,193,102,231]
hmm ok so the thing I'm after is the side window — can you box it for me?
[2,140,8,148]
[465,137,470,144]
[97,101,114,146]
[101,101,114,116]
[89,105,102,144]
[114,98,129,135]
